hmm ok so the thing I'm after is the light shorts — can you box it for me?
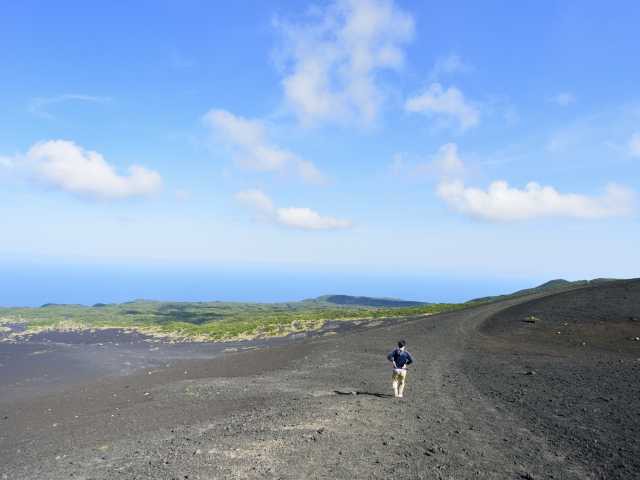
[392,368,407,382]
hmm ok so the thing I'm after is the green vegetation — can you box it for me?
[3,278,609,342]
[0,296,478,342]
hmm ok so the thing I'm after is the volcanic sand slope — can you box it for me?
[1,281,639,479]
[465,279,640,480]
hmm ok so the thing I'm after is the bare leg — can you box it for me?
[392,377,399,397]
[398,372,406,398]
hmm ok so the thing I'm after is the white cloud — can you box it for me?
[296,159,326,184]
[394,143,636,222]
[204,109,325,184]
[549,92,576,107]
[276,207,352,230]
[405,83,479,131]
[235,188,275,214]
[275,0,414,126]
[18,140,162,199]
[628,132,640,157]
[431,143,466,178]
[429,54,471,79]
[389,152,407,175]
[28,94,111,119]
[235,189,351,230]
[391,142,467,179]
[437,180,635,222]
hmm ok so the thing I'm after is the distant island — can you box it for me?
[0,279,615,342]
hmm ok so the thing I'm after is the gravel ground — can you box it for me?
[1,280,639,479]
[463,279,640,480]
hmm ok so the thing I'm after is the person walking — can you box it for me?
[387,340,413,398]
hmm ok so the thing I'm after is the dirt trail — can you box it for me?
[2,289,632,479]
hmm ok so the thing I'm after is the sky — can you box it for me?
[1,1,639,304]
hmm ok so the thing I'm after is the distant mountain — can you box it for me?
[307,295,429,308]
[468,278,618,303]
[39,303,83,308]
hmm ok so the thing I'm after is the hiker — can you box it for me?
[387,340,413,398]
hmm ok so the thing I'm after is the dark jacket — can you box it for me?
[387,348,414,369]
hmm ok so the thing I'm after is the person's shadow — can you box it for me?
[334,390,393,398]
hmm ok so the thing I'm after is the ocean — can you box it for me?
[0,262,537,307]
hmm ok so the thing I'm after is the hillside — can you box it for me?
[307,294,428,308]
[1,279,624,342]
[468,277,617,303]
[0,296,455,342]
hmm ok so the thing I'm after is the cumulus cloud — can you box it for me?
[235,188,275,214]
[405,83,479,131]
[549,92,576,107]
[437,180,635,222]
[275,0,414,126]
[391,142,466,179]
[204,109,325,184]
[235,189,351,230]
[429,54,471,80]
[431,143,466,178]
[14,140,162,199]
[28,94,111,119]
[394,143,636,222]
[276,207,352,230]
[628,132,640,157]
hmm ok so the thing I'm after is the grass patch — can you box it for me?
[0,299,483,341]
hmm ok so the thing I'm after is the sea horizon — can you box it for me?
[0,262,549,307]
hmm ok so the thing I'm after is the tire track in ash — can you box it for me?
[410,302,595,479]
[186,295,598,479]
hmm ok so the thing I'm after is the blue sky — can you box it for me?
[1,1,639,303]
